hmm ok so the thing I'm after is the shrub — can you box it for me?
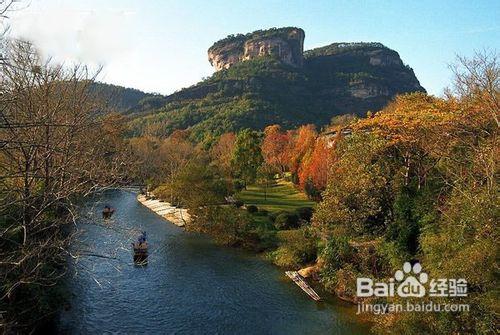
[296,206,314,222]
[258,209,269,216]
[233,179,246,192]
[271,229,317,267]
[269,210,287,222]
[253,227,278,251]
[304,178,321,200]
[247,205,258,213]
[274,212,300,230]
[320,236,353,271]
[187,206,252,246]
[233,200,244,208]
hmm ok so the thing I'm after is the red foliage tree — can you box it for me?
[262,125,292,174]
[289,124,317,175]
[298,138,330,192]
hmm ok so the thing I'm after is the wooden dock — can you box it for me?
[285,271,321,301]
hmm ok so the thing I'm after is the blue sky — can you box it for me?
[9,0,499,95]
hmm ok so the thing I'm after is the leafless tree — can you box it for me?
[0,40,128,332]
[0,1,27,37]
[450,49,499,127]
[440,51,499,197]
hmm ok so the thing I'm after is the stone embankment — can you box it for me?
[137,194,190,227]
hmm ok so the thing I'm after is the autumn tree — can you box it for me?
[157,135,197,197]
[313,52,498,335]
[128,135,162,186]
[355,93,457,187]
[210,132,236,176]
[312,133,393,239]
[298,137,330,198]
[288,124,317,179]
[156,159,227,208]
[261,125,291,175]
[129,132,197,194]
[383,51,499,335]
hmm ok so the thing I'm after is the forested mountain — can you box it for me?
[90,82,167,114]
[126,28,424,142]
[109,27,425,143]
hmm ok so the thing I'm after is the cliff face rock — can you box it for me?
[208,27,305,71]
[348,82,390,99]
[304,42,424,101]
[207,41,243,71]
[368,49,403,67]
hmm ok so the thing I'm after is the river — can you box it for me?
[58,190,368,334]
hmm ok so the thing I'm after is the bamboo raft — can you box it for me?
[285,271,321,301]
[132,241,148,264]
[132,241,148,254]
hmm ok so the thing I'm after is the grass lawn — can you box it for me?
[237,180,315,213]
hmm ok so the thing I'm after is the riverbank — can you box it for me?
[137,194,190,227]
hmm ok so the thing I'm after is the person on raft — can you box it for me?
[138,231,147,245]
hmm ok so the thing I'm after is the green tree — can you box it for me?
[187,206,254,246]
[256,163,276,201]
[154,160,227,208]
[231,129,264,186]
[312,133,394,238]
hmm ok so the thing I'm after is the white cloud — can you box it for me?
[4,1,214,94]
[9,2,136,65]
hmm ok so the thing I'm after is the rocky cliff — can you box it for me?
[208,27,305,71]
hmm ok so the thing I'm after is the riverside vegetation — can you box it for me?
[140,52,498,334]
[0,24,497,335]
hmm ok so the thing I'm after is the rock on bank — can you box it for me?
[137,194,190,227]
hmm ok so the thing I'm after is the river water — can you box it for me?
[58,190,367,334]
